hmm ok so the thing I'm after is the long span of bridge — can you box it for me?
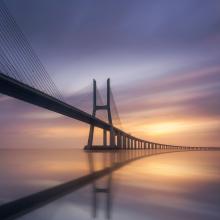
[0,72,213,151]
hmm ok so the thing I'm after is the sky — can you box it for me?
[0,0,220,148]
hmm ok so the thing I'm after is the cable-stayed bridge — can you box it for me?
[0,2,214,151]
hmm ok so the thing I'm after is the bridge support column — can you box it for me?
[117,133,121,148]
[87,125,94,149]
[131,139,134,149]
[103,129,107,147]
[109,127,115,148]
[124,136,127,149]
[128,138,131,149]
[122,135,126,149]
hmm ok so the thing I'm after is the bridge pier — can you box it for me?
[128,137,131,149]
[127,136,130,149]
[117,133,121,148]
[109,128,115,148]
[103,129,107,147]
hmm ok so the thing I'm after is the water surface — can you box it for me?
[0,149,219,220]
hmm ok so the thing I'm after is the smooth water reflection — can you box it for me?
[0,149,220,220]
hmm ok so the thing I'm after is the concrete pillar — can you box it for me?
[103,129,107,147]
[123,135,126,149]
[110,127,115,148]
[126,136,128,149]
[117,133,121,148]
[131,139,133,149]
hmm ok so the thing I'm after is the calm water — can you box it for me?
[0,149,220,220]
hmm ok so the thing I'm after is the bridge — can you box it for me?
[0,1,215,152]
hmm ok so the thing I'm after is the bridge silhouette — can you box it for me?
[0,1,216,151]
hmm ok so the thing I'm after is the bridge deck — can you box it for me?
[0,73,112,130]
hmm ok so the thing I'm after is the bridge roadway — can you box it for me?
[0,72,212,151]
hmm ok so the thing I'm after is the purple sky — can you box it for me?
[0,0,220,148]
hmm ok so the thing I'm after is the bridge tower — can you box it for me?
[85,78,115,150]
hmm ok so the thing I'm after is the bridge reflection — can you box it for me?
[0,148,209,220]
[88,153,113,219]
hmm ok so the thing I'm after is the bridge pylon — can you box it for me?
[84,78,115,150]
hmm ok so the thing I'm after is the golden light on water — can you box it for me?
[121,152,220,182]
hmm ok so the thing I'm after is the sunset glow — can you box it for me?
[0,0,220,148]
